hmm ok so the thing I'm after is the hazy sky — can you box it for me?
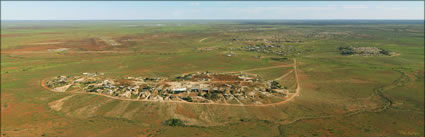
[2,1,424,20]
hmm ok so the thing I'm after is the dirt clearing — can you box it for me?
[49,95,77,111]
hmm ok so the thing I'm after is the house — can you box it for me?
[191,86,200,92]
[238,75,253,81]
[213,87,219,92]
[172,88,187,94]
[83,72,97,77]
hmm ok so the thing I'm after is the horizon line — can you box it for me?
[2,19,425,21]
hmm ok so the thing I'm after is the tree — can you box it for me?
[338,46,355,55]
[182,96,193,102]
[164,118,185,126]
[204,92,219,100]
[271,81,282,89]
[379,49,391,55]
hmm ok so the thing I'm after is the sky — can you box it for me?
[1,1,424,20]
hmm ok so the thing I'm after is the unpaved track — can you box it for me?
[41,59,300,107]
[48,94,77,111]
[2,51,138,54]
[226,64,293,74]
[275,69,294,81]
[199,38,208,43]
[280,63,406,125]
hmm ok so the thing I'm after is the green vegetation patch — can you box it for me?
[164,118,185,127]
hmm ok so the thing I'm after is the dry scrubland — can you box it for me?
[1,20,424,137]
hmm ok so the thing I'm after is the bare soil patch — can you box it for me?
[1,44,60,54]
[47,48,70,52]
[49,95,77,111]
[31,42,63,45]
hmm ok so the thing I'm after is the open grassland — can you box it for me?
[1,20,424,137]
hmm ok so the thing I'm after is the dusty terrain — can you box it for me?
[1,20,423,137]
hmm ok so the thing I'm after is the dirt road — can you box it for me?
[226,64,293,74]
[199,38,208,43]
[275,69,294,80]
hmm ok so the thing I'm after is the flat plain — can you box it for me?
[1,20,424,137]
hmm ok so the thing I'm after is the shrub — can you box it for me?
[164,118,185,126]
[182,96,193,102]
[338,46,355,55]
[271,81,282,89]
[271,57,289,61]
[379,48,391,55]
[203,92,219,100]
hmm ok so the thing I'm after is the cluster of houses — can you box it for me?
[239,44,300,56]
[45,72,288,104]
[99,37,121,46]
[338,46,394,56]
[45,75,70,89]
[228,38,302,44]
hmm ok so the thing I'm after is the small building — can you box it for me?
[172,88,187,94]
[213,87,219,92]
[83,72,97,77]
[191,86,200,92]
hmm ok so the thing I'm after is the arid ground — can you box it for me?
[1,20,424,137]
